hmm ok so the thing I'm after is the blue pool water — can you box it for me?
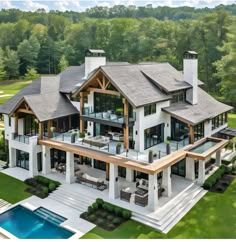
[0,205,74,239]
[189,140,219,154]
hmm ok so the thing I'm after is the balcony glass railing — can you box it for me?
[82,108,135,124]
[13,134,30,144]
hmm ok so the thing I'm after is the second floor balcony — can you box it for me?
[81,107,135,128]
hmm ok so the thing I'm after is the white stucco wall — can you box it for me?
[3,114,16,140]
[18,118,24,135]
[204,120,212,137]
[133,100,171,152]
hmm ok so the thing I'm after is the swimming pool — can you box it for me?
[189,140,219,154]
[0,205,74,239]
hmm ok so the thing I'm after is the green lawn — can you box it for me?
[0,80,32,104]
[228,113,236,128]
[82,178,236,239]
[0,173,31,203]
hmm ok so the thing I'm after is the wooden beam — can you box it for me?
[102,76,106,89]
[80,92,85,134]
[39,122,43,140]
[96,78,103,89]
[87,87,120,96]
[189,125,194,144]
[123,98,129,150]
[47,120,52,139]
[105,80,110,90]
[17,109,34,115]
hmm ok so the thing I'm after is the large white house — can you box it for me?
[0,50,233,221]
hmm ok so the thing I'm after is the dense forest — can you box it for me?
[0,5,235,108]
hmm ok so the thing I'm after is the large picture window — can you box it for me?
[144,104,156,116]
[171,117,189,141]
[24,114,39,136]
[144,124,164,149]
[16,150,29,170]
[212,113,227,130]
[194,122,204,141]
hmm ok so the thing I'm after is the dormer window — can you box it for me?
[171,91,185,103]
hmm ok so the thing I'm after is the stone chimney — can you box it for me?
[85,49,106,77]
[183,51,198,105]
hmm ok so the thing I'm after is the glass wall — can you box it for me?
[16,150,29,170]
[171,117,189,141]
[94,159,106,171]
[144,124,164,149]
[194,122,204,141]
[24,114,39,136]
[212,112,227,130]
[94,93,124,115]
[171,159,186,177]
[50,148,66,168]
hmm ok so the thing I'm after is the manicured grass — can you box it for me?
[228,113,236,128]
[0,173,31,204]
[82,178,236,239]
[0,80,32,104]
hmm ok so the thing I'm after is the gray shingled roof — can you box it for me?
[162,88,233,125]
[100,65,171,107]
[24,92,78,122]
[0,78,41,115]
[59,64,85,93]
[140,63,192,92]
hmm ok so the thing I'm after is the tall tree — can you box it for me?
[4,47,20,79]
[0,48,6,80]
[58,55,69,72]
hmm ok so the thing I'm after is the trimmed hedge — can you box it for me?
[203,165,226,190]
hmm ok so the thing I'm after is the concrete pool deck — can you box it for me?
[0,168,95,239]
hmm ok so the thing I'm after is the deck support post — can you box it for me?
[109,163,119,199]
[215,149,222,166]
[148,173,158,211]
[123,98,129,150]
[185,157,195,181]
[66,152,75,184]
[42,145,51,175]
[162,167,172,197]
[197,160,205,185]
[126,168,134,182]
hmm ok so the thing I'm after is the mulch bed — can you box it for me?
[80,208,127,231]
[209,174,235,194]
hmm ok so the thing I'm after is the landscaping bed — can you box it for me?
[80,198,132,231]
[209,174,235,193]
[24,175,60,198]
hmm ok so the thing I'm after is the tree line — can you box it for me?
[0,7,235,108]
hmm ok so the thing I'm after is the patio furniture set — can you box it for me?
[120,178,165,207]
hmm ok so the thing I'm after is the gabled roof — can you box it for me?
[162,88,233,125]
[100,65,171,107]
[24,92,78,122]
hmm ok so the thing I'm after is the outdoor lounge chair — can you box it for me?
[120,187,132,202]
[76,172,106,190]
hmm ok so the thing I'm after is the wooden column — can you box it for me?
[38,122,43,140]
[80,92,85,134]
[106,163,109,181]
[123,98,129,150]
[14,115,18,134]
[189,125,194,144]
[47,120,52,139]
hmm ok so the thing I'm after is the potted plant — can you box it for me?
[71,133,77,143]
[148,150,154,163]
[116,143,122,154]
[166,136,171,155]
[79,133,85,139]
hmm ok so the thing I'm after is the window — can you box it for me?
[194,122,204,141]
[212,112,227,130]
[8,117,11,127]
[144,124,164,149]
[171,117,189,141]
[171,91,185,103]
[144,104,156,116]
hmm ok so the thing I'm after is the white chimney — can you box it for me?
[85,49,106,77]
[183,51,198,105]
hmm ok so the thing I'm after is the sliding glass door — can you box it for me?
[144,123,164,149]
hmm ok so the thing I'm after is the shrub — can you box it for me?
[96,218,105,226]
[224,165,233,174]
[42,186,49,194]
[107,223,115,230]
[122,210,132,220]
[107,215,114,221]
[92,202,98,210]
[114,207,122,217]
[106,204,114,213]
[100,211,108,218]
[96,198,104,208]
[35,176,50,186]
[112,217,122,225]
[87,206,94,214]
[24,178,37,186]
[80,212,88,219]
[49,182,57,192]
[203,181,211,190]
[88,214,96,222]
